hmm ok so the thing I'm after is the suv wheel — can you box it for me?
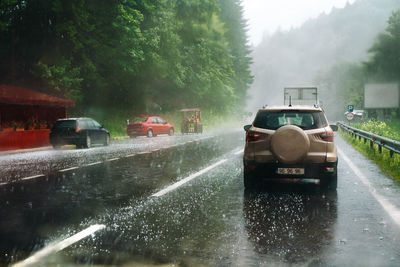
[243,169,253,189]
[321,172,337,191]
[243,160,259,190]
[84,135,91,148]
[147,129,153,138]
[169,128,174,136]
[104,134,110,146]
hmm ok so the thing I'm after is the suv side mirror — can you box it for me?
[330,124,338,132]
[244,125,251,132]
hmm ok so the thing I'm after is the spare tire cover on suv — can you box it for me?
[270,125,310,164]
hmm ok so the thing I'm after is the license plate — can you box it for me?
[277,168,305,175]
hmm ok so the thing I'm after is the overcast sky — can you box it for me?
[242,0,357,46]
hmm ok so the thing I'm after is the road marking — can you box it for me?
[12,224,106,267]
[85,161,102,166]
[152,159,228,197]
[5,134,214,186]
[21,174,45,181]
[338,148,400,228]
[0,174,45,186]
[234,149,244,155]
[58,166,79,172]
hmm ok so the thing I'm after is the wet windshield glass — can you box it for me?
[253,111,328,130]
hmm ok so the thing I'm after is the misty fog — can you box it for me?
[247,0,400,121]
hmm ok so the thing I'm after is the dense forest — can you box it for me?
[249,0,400,120]
[0,0,252,120]
[317,7,400,120]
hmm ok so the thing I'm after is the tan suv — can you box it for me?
[243,106,338,190]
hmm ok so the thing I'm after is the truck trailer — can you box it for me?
[284,87,318,106]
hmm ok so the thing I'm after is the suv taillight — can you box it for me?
[246,131,260,142]
[320,131,334,142]
[76,127,82,133]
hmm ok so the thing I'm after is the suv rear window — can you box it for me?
[253,111,328,130]
[53,120,76,129]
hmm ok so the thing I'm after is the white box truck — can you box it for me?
[284,87,318,106]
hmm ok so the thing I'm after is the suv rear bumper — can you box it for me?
[243,160,337,180]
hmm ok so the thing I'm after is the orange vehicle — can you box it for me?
[180,108,202,134]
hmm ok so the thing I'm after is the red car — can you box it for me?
[127,116,174,138]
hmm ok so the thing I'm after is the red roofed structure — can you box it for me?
[0,85,75,107]
[0,85,75,151]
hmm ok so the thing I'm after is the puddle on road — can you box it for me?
[242,186,338,265]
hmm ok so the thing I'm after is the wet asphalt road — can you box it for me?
[1,130,400,266]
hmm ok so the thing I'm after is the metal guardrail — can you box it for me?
[337,122,400,157]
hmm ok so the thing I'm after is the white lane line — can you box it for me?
[136,151,150,155]
[106,158,119,162]
[85,161,102,166]
[58,166,79,172]
[234,149,244,155]
[338,148,400,228]
[152,159,227,197]
[1,175,45,186]
[125,154,135,157]
[13,224,106,267]
[21,174,45,181]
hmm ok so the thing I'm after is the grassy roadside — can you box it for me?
[351,119,400,141]
[339,121,400,182]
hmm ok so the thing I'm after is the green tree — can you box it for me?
[219,0,253,112]
[365,9,400,81]
[0,0,253,118]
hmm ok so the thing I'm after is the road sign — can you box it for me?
[345,112,354,121]
[347,105,354,112]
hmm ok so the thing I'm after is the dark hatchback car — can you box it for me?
[50,118,110,149]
